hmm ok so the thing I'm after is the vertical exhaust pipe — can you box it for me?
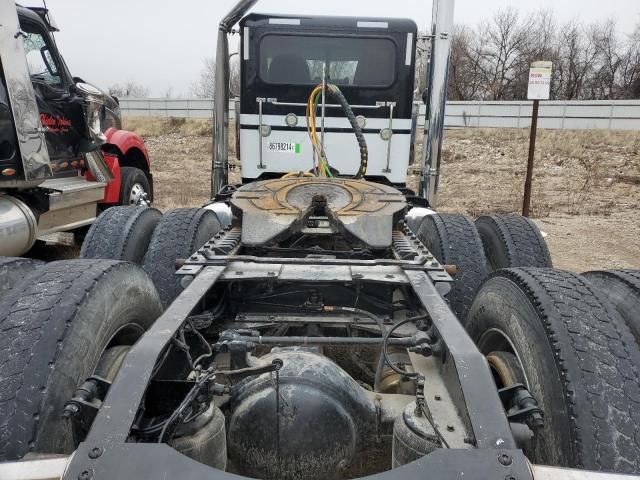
[211,0,259,198]
[420,0,455,207]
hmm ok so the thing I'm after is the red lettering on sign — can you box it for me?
[39,113,71,133]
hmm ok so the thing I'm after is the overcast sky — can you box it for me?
[44,0,639,96]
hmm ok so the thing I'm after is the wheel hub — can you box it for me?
[129,183,146,205]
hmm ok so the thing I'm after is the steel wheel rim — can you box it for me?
[478,327,530,389]
[129,183,146,205]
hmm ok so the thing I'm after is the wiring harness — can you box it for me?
[306,84,368,179]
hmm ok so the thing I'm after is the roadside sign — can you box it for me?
[523,61,552,217]
[528,61,553,100]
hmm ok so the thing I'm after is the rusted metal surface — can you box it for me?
[231,177,407,248]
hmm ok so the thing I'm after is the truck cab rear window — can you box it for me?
[258,34,396,87]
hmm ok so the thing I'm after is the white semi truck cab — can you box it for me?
[236,14,417,185]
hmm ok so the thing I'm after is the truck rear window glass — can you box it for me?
[258,34,396,87]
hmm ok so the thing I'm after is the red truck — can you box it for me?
[0,3,153,257]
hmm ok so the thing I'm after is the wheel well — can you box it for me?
[103,144,149,172]
[120,147,149,172]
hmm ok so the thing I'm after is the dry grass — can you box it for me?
[124,117,640,218]
[123,117,640,270]
[431,128,640,218]
[124,117,213,137]
[123,117,236,211]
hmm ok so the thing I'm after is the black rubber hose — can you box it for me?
[383,318,420,378]
[326,306,386,388]
[328,84,368,179]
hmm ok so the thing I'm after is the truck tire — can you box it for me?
[416,213,487,322]
[80,206,162,265]
[583,270,640,345]
[119,166,151,206]
[0,257,43,295]
[0,260,163,461]
[475,214,552,272]
[467,268,640,473]
[143,208,221,307]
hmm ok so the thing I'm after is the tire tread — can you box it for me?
[418,214,487,320]
[477,214,552,269]
[80,206,161,263]
[143,208,220,306]
[495,268,640,472]
[0,260,136,460]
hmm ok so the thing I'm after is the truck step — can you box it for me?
[41,176,107,197]
[37,176,107,235]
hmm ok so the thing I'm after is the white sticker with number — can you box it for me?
[267,142,301,154]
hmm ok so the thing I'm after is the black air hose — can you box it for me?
[327,84,369,179]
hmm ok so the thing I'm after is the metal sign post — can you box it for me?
[523,61,552,217]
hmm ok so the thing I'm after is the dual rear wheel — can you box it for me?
[81,206,222,306]
[0,205,222,461]
[468,268,640,472]
[415,212,640,473]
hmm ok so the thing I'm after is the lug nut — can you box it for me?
[78,470,93,480]
[88,447,103,459]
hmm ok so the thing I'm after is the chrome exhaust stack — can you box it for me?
[211,0,258,197]
[419,0,455,207]
[76,82,115,183]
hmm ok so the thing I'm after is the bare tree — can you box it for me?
[553,21,597,99]
[448,25,486,100]
[443,9,639,101]
[108,80,149,98]
[479,9,539,100]
[588,20,623,99]
[230,56,241,98]
[162,86,175,99]
[191,57,216,98]
[610,23,640,98]
[191,57,240,99]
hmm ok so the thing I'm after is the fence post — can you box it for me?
[608,101,615,130]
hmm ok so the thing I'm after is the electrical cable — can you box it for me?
[187,319,214,368]
[305,83,368,179]
[157,370,216,443]
[419,404,451,449]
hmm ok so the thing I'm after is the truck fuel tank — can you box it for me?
[0,195,37,256]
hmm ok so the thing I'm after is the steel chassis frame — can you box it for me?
[61,247,534,480]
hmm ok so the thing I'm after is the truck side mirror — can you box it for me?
[229,52,240,98]
[421,88,428,105]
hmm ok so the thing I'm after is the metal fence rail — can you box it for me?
[119,98,640,130]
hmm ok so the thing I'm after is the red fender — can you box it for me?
[85,152,122,203]
[104,128,151,169]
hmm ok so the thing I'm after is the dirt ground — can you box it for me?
[124,117,640,273]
